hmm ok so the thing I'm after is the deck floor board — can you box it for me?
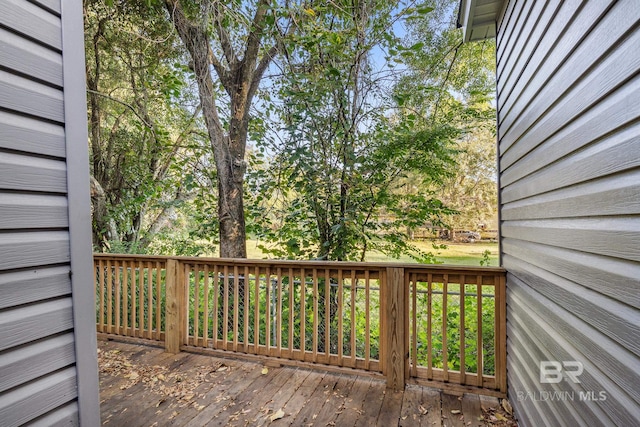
[98,340,497,426]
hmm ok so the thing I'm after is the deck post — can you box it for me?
[165,259,182,353]
[495,273,507,392]
[384,267,408,390]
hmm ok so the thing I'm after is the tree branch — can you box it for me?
[242,0,270,74]
[208,46,233,92]
[165,0,226,144]
[86,89,154,130]
[212,2,238,68]
[433,41,462,122]
[249,44,278,99]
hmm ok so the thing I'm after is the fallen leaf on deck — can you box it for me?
[270,409,285,421]
[261,367,269,375]
[501,399,513,415]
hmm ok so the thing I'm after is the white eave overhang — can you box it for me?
[457,0,507,42]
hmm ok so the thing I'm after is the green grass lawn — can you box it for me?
[245,239,500,267]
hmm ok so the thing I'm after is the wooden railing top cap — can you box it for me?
[93,253,505,273]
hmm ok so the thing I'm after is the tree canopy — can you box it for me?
[85,0,497,261]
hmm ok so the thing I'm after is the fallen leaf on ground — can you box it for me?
[270,409,285,421]
[261,367,269,375]
[501,399,513,415]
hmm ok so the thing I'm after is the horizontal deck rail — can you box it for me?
[94,254,506,393]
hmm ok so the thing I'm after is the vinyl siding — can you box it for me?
[496,0,640,426]
[0,0,99,425]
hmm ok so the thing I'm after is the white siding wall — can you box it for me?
[496,0,640,426]
[0,0,99,425]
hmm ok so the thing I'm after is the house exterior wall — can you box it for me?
[496,0,640,425]
[0,0,100,425]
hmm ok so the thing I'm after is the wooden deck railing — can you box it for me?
[94,254,506,393]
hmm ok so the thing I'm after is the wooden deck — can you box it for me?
[99,340,509,427]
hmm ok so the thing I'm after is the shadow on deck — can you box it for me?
[98,340,516,427]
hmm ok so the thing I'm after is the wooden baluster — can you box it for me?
[265,267,271,355]
[243,266,249,352]
[122,260,128,335]
[288,267,294,355]
[106,260,113,334]
[300,268,306,359]
[138,262,146,338]
[337,269,344,364]
[98,259,105,333]
[233,265,239,352]
[131,262,137,337]
[350,270,356,367]
[182,263,189,345]
[155,263,162,340]
[253,265,260,353]
[312,269,318,363]
[138,262,144,338]
[147,262,153,339]
[411,273,417,377]
[114,260,121,334]
[324,269,330,362]
[476,275,483,387]
[442,274,449,382]
[223,265,229,349]
[213,264,220,348]
[365,270,370,370]
[193,264,200,346]
[202,265,210,347]
[459,276,466,385]
[427,273,433,379]
[274,267,282,356]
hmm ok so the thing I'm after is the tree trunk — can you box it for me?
[166,0,275,259]
[215,136,247,258]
